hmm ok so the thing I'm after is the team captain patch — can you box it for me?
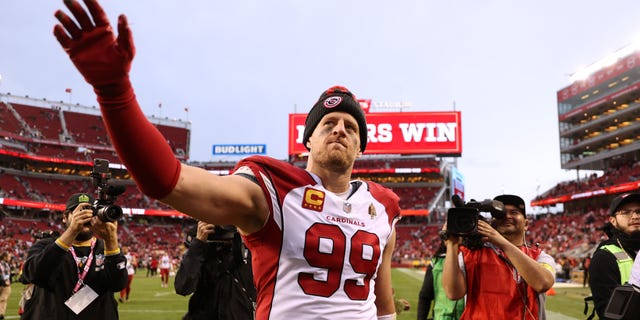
[302,187,325,212]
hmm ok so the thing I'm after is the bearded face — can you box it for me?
[493,205,527,238]
[306,112,361,173]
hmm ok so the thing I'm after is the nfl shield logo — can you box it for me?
[95,254,105,266]
[343,202,352,213]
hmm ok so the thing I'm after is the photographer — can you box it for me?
[589,193,640,319]
[175,221,256,320]
[441,194,556,320]
[417,241,464,320]
[20,193,127,320]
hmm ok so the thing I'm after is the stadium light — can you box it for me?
[569,41,640,83]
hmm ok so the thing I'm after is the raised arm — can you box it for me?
[53,0,268,233]
[441,235,466,300]
[477,220,555,293]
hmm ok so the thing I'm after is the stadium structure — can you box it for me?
[0,92,460,267]
[533,45,640,211]
[526,45,640,263]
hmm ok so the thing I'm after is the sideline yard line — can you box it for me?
[394,267,425,281]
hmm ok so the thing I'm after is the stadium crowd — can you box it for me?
[1,192,613,286]
[1,50,638,318]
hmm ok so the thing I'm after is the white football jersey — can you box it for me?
[159,254,171,269]
[235,156,400,320]
[125,253,135,275]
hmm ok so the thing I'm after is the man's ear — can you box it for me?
[609,215,617,228]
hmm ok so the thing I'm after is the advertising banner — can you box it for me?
[288,111,462,155]
[451,166,465,201]
[212,144,267,156]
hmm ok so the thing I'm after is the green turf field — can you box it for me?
[3,268,593,319]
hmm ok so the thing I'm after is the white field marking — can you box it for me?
[394,267,425,281]
[118,309,186,313]
[153,291,174,297]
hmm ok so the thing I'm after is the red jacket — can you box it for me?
[459,245,543,320]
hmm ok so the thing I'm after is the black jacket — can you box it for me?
[589,235,638,319]
[417,263,435,320]
[21,237,127,320]
[175,238,256,320]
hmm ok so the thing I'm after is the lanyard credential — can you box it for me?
[69,238,96,293]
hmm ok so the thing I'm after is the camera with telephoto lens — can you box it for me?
[446,194,505,236]
[90,158,125,222]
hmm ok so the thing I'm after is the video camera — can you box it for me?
[90,158,125,222]
[446,194,505,236]
[208,225,237,242]
[184,225,238,248]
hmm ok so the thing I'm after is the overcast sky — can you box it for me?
[2,1,640,212]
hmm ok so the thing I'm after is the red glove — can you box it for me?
[53,0,134,97]
[52,0,181,200]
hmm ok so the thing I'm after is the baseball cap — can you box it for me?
[302,86,368,152]
[608,193,640,216]
[65,193,94,211]
[494,194,526,216]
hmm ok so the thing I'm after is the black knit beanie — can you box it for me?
[302,86,368,152]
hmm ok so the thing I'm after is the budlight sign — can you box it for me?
[288,111,462,155]
[212,144,267,156]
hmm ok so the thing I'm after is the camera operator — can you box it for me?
[589,193,640,319]
[441,194,556,320]
[175,221,256,320]
[20,193,127,320]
